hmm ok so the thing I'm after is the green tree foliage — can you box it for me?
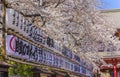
[8,61,33,77]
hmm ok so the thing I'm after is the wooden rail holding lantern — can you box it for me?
[5,8,90,68]
[0,1,93,77]
[6,31,89,75]
[7,29,85,67]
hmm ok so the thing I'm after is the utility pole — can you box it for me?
[1,0,6,61]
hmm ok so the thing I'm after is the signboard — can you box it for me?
[6,35,72,71]
[6,35,45,61]
[6,8,45,45]
[5,8,93,76]
[5,8,80,66]
[5,8,90,68]
[6,35,91,75]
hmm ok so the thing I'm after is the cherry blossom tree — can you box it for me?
[6,0,117,64]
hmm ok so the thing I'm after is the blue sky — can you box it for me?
[101,0,120,9]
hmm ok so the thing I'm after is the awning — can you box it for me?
[31,67,53,74]
[52,71,67,76]
[69,75,79,77]
[67,71,87,77]
[100,64,113,70]
[116,64,120,68]
[52,71,81,77]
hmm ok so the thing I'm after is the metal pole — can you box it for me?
[1,0,6,61]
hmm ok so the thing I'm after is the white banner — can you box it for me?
[5,8,93,75]
[6,35,16,55]
[6,35,92,75]
[6,35,69,69]
[6,8,45,45]
[6,35,40,61]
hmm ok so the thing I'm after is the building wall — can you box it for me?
[101,9,120,28]
[101,9,120,51]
